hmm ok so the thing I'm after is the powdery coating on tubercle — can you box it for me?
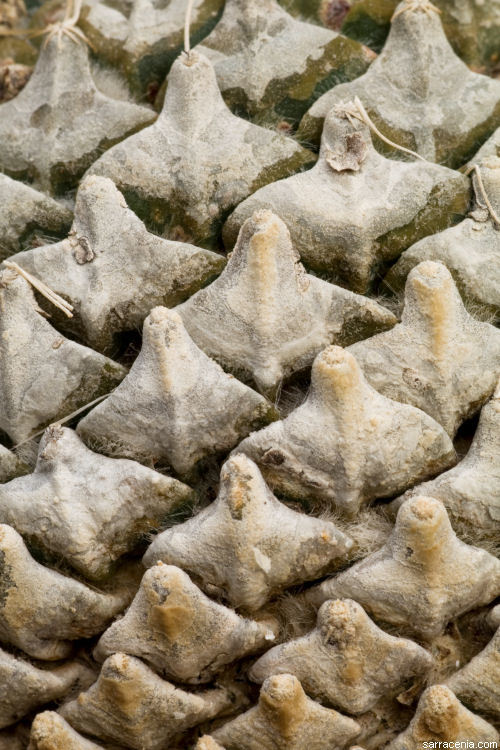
[0,523,131,659]
[387,685,499,749]
[392,376,500,539]
[0,444,28,484]
[385,158,500,315]
[310,496,500,639]
[0,650,95,730]
[299,0,500,166]
[9,175,225,353]
[60,652,235,750]
[0,174,72,260]
[196,0,372,118]
[177,208,395,396]
[86,51,313,243]
[488,604,500,630]
[0,270,126,444]
[77,306,276,476]
[80,0,223,92]
[446,627,500,720]
[94,563,276,683]
[143,453,353,610]
[0,425,193,580]
[3,0,499,742]
[350,261,500,437]
[249,598,433,713]
[470,127,500,166]
[236,346,456,516]
[213,673,361,750]
[224,109,469,293]
[195,737,226,750]
[0,34,154,193]
[28,711,104,749]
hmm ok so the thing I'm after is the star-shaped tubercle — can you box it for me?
[94,563,276,683]
[143,453,353,611]
[11,175,225,352]
[340,0,500,72]
[0,34,155,194]
[298,0,500,165]
[236,346,455,516]
[213,674,361,750]
[0,269,126,444]
[177,209,396,395]
[0,524,131,659]
[250,598,433,714]
[77,307,277,477]
[196,0,374,121]
[387,685,499,750]
[224,107,469,293]
[310,496,500,639]
[0,425,193,580]
[60,653,235,750]
[349,261,500,436]
[87,50,314,244]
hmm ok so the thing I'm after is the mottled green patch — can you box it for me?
[292,176,470,293]
[362,102,500,169]
[210,34,373,128]
[277,0,323,23]
[0,550,15,608]
[341,0,500,70]
[372,178,471,279]
[295,112,324,147]
[122,189,222,249]
[300,99,500,169]
[433,101,500,169]
[275,36,374,126]
[171,402,279,486]
[79,7,128,71]
[81,0,223,96]
[341,0,394,53]
[29,0,66,32]
[0,37,38,65]
[97,253,226,351]
[120,146,315,250]
[6,220,71,263]
[234,401,281,439]
[47,115,155,195]
[130,0,223,93]
[249,146,317,195]
[336,305,396,346]
[33,359,127,440]
[0,455,30,483]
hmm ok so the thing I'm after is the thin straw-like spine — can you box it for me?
[353,97,427,162]
[392,0,441,21]
[3,261,74,318]
[184,0,196,56]
[466,164,500,227]
[12,391,116,449]
[4,0,94,50]
[66,0,82,27]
